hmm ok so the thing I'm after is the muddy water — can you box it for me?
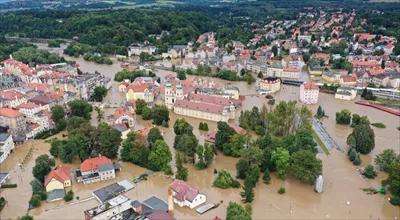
[1,46,399,219]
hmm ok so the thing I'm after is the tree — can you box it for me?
[236,158,250,179]
[315,105,325,119]
[135,99,147,115]
[226,202,251,220]
[198,122,209,131]
[241,175,255,203]
[263,168,271,184]
[336,109,352,125]
[148,140,172,171]
[267,101,298,136]
[351,114,369,127]
[384,161,400,201]
[347,124,375,154]
[241,145,262,167]
[361,88,376,101]
[66,116,89,133]
[213,170,240,189]
[32,154,55,182]
[174,118,193,135]
[59,134,91,163]
[91,123,122,159]
[222,134,247,157]
[51,105,66,131]
[375,149,399,173]
[90,86,108,102]
[63,190,74,201]
[152,105,169,126]
[215,121,236,150]
[68,99,93,120]
[147,127,163,147]
[195,143,214,169]
[362,165,377,179]
[120,132,150,167]
[174,133,198,158]
[271,147,290,180]
[175,153,188,181]
[177,70,187,80]
[289,150,322,184]
[29,194,42,207]
[49,138,62,157]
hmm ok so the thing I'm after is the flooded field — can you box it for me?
[1,45,399,219]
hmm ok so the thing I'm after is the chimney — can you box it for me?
[168,186,174,217]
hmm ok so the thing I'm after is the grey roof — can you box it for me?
[0,133,10,142]
[143,196,168,212]
[93,183,125,203]
[47,189,65,202]
[98,163,115,172]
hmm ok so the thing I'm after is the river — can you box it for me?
[0,43,399,219]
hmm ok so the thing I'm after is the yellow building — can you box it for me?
[44,166,71,193]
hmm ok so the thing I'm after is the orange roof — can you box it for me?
[0,90,26,100]
[302,82,319,90]
[114,107,133,119]
[0,107,23,118]
[25,83,49,92]
[80,156,112,172]
[341,75,357,83]
[16,101,40,110]
[44,166,71,186]
[136,127,151,137]
[369,68,384,76]
[127,83,148,93]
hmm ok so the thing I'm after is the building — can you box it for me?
[0,172,10,187]
[75,156,120,184]
[0,107,26,137]
[112,107,135,128]
[128,43,157,56]
[256,77,281,94]
[0,133,14,164]
[44,166,72,201]
[170,180,206,209]
[0,89,27,108]
[335,87,357,101]
[299,82,319,104]
[84,194,173,220]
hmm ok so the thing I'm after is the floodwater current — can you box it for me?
[0,43,399,219]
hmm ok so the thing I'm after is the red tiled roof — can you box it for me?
[0,107,23,118]
[0,90,26,100]
[341,75,357,83]
[80,156,112,172]
[114,107,133,119]
[147,210,175,220]
[25,83,49,92]
[175,99,226,114]
[127,83,149,93]
[16,102,40,110]
[44,166,71,186]
[170,180,200,202]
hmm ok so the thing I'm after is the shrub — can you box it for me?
[63,191,74,202]
[363,165,377,179]
[1,183,17,188]
[336,109,351,125]
[213,170,240,189]
[278,187,286,194]
[29,194,42,207]
[352,154,362,165]
[371,122,386,128]
[199,122,209,131]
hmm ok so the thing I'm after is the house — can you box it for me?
[0,89,27,108]
[0,107,26,137]
[16,101,49,117]
[113,107,135,128]
[170,180,206,209]
[340,75,357,86]
[76,156,120,184]
[300,82,319,104]
[312,53,330,65]
[44,166,72,201]
[335,87,357,101]
[128,43,157,56]
[0,133,14,164]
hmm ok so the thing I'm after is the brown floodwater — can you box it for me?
[1,45,399,220]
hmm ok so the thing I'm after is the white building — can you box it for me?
[335,87,357,100]
[300,82,319,104]
[76,156,119,184]
[170,180,206,209]
[257,77,281,94]
[0,133,14,164]
[128,44,157,56]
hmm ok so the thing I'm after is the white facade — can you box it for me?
[173,105,231,122]
[335,87,357,101]
[0,134,14,164]
[300,82,319,104]
[257,78,281,93]
[172,192,206,209]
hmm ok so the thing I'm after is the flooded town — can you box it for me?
[0,1,400,220]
